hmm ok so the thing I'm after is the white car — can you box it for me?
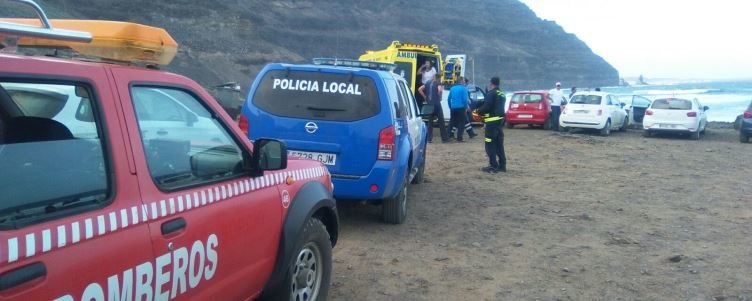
[642,97,708,140]
[559,92,629,136]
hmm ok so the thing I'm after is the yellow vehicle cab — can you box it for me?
[359,41,465,94]
[0,18,178,66]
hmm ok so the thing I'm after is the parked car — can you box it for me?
[506,91,552,129]
[559,92,629,136]
[643,97,708,140]
[241,59,428,224]
[617,94,652,126]
[0,6,338,301]
[738,100,752,143]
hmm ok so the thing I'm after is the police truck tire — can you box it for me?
[690,130,700,140]
[741,131,749,143]
[262,218,332,301]
[411,149,426,184]
[383,175,408,224]
[643,130,652,138]
[619,116,628,132]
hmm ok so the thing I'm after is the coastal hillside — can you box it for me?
[15,0,618,90]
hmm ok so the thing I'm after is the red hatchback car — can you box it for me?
[506,91,552,129]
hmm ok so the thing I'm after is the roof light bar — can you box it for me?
[313,58,396,72]
[0,0,92,43]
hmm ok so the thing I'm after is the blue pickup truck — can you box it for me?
[240,59,427,224]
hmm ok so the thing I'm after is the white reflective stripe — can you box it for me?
[194,192,200,207]
[141,205,149,222]
[42,229,51,253]
[221,186,227,200]
[8,238,18,263]
[25,233,35,257]
[253,178,259,190]
[85,218,94,239]
[120,209,129,228]
[214,187,220,201]
[245,179,250,192]
[57,225,66,247]
[71,222,80,243]
[160,200,167,217]
[201,190,207,205]
[178,196,185,212]
[169,198,176,215]
[131,206,140,225]
[234,182,239,195]
[185,194,192,210]
[109,212,117,232]
[97,215,106,235]
[150,203,158,220]
[208,189,215,203]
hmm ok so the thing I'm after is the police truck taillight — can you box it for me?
[238,115,249,136]
[744,111,752,119]
[687,111,697,117]
[378,125,395,160]
[646,110,654,116]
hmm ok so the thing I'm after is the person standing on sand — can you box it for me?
[418,73,450,143]
[447,76,470,142]
[475,76,507,173]
[549,82,567,131]
[417,60,437,106]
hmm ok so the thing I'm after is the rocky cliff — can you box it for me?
[20,0,618,91]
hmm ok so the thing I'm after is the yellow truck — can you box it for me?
[359,41,466,94]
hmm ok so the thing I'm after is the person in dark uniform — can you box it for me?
[475,76,507,173]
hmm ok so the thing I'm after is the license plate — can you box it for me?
[659,124,677,129]
[518,114,533,118]
[574,110,589,114]
[288,150,337,165]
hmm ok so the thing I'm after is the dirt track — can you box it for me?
[329,126,752,301]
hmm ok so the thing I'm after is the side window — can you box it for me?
[393,80,408,118]
[0,81,109,226]
[384,78,401,118]
[398,80,418,118]
[131,86,246,191]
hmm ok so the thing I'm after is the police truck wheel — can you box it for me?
[643,130,652,138]
[411,149,426,184]
[600,120,611,137]
[262,218,332,301]
[383,175,408,224]
[741,131,749,143]
[690,130,700,140]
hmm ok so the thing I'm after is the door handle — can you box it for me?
[156,129,168,136]
[161,218,186,235]
[0,262,46,291]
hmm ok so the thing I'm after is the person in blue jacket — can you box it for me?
[447,76,470,142]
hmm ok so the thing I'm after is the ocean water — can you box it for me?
[600,80,752,122]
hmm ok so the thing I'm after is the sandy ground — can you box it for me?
[329,125,752,301]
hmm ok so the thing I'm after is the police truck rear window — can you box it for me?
[253,70,379,121]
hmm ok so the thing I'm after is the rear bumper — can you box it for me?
[643,120,699,132]
[330,161,403,200]
[560,115,606,129]
[506,111,548,125]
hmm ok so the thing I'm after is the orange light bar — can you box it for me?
[0,19,178,66]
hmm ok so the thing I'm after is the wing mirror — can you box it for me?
[250,138,288,177]
[703,106,709,111]
[620,102,626,108]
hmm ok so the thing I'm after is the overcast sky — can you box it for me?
[519,0,752,80]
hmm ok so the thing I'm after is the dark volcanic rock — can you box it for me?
[25,0,618,90]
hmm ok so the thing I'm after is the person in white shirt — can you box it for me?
[549,82,567,131]
[418,60,437,85]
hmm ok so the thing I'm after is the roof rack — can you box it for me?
[0,0,91,43]
[313,58,396,72]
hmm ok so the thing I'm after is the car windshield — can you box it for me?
[652,98,692,110]
[511,93,543,104]
[570,94,602,105]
